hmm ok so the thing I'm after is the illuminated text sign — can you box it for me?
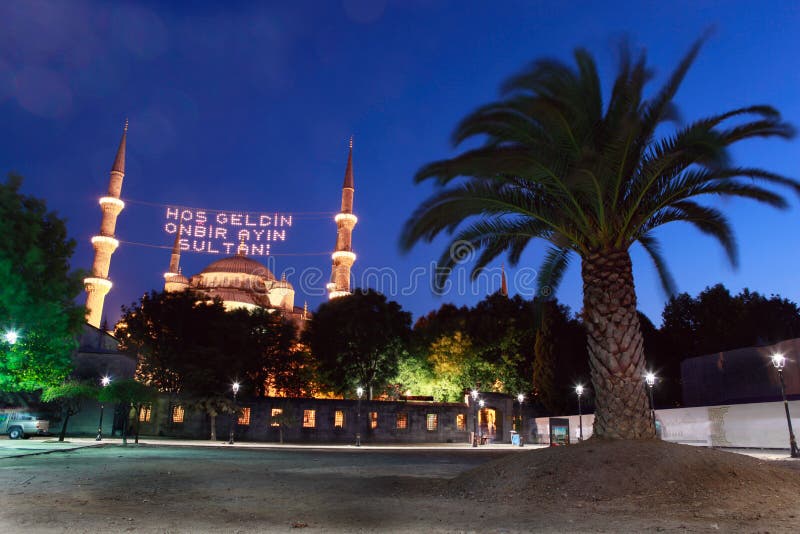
[163,207,293,256]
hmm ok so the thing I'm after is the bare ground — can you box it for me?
[0,441,798,533]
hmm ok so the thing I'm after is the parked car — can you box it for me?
[0,411,50,439]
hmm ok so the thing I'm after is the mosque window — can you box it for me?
[171,405,185,423]
[303,409,316,428]
[426,413,438,431]
[456,413,466,431]
[238,407,251,426]
[396,413,408,430]
[270,408,282,427]
[369,412,378,429]
[334,410,345,429]
[139,405,152,423]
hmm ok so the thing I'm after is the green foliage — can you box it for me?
[532,311,557,412]
[116,290,306,398]
[41,380,98,404]
[42,380,100,441]
[99,379,158,406]
[0,174,85,391]
[184,395,236,418]
[401,38,797,296]
[304,289,412,399]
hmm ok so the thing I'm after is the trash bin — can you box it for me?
[510,430,520,446]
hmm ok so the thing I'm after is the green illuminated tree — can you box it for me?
[98,379,157,446]
[401,38,797,439]
[0,174,85,391]
[41,380,99,441]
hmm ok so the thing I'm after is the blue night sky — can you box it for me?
[1,0,798,326]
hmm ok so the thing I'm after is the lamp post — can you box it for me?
[575,385,584,442]
[96,376,111,441]
[478,399,485,444]
[517,393,525,447]
[470,390,479,447]
[356,386,364,447]
[645,372,656,427]
[228,381,240,445]
[771,353,799,458]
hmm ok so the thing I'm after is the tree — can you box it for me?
[41,380,98,442]
[184,395,236,441]
[533,310,557,413]
[98,379,157,446]
[305,289,411,399]
[116,290,305,398]
[270,402,297,444]
[400,38,797,439]
[0,174,85,391]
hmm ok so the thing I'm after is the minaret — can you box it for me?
[83,121,128,328]
[327,137,357,299]
[164,231,189,293]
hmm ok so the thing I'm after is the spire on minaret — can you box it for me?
[341,136,354,211]
[327,139,358,300]
[501,263,508,297]
[84,121,128,328]
[168,231,181,274]
[110,119,127,177]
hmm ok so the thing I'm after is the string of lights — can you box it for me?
[116,239,333,256]
[121,197,336,220]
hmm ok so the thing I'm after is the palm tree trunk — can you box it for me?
[582,249,655,439]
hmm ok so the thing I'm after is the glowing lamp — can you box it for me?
[100,376,111,387]
[645,372,656,387]
[4,330,18,345]
[771,353,786,370]
[356,386,364,399]
[575,385,584,396]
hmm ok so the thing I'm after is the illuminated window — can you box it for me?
[334,410,345,429]
[139,405,152,423]
[303,409,316,428]
[238,407,251,426]
[426,413,438,431]
[369,412,378,429]
[456,413,466,431]
[171,405,184,423]
[270,408,282,427]
[396,413,408,430]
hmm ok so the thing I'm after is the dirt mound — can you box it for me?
[450,440,800,512]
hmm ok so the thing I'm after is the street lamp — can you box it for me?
[4,329,18,345]
[575,385,584,442]
[771,353,799,458]
[470,390,479,447]
[644,372,656,426]
[356,386,364,447]
[516,393,525,447]
[96,376,111,441]
[228,381,240,445]
[478,399,486,444]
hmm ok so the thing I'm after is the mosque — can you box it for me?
[82,123,357,328]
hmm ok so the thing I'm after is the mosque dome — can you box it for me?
[201,255,275,280]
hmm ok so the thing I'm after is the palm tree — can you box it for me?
[401,38,797,439]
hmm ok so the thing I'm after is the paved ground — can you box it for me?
[0,437,796,532]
